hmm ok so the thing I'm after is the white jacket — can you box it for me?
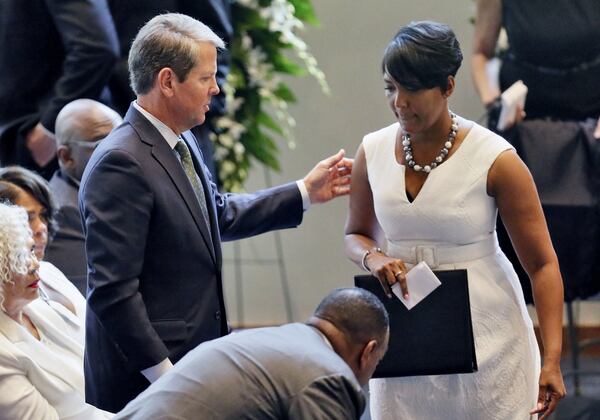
[39,261,86,346]
[0,299,110,419]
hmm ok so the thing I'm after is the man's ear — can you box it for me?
[56,145,73,167]
[157,67,176,97]
[359,339,378,369]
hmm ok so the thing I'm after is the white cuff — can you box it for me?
[39,123,56,138]
[296,180,311,211]
[141,358,174,383]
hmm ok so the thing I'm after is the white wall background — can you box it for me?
[221,0,481,326]
[221,0,600,327]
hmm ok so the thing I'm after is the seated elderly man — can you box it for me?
[45,99,122,294]
[115,288,389,420]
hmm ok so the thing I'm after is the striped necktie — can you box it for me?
[175,139,211,229]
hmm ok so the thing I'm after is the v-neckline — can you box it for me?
[395,122,475,204]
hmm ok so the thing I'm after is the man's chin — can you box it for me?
[189,116,207,130]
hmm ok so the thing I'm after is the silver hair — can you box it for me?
[0,203,34,310]
[129,13,225,95]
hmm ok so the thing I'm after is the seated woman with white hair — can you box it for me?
[0,203,111,419]
[0,166,85,345]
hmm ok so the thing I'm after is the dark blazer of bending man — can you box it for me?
[79,13,352,412]
[115,288,390,420]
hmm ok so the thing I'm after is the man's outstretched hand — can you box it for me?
[303,149,353,204]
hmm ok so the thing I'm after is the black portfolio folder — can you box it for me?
[355,269,477,378]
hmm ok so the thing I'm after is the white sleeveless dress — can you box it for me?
[363,122,541,420]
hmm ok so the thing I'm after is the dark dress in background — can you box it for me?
[495,0,600,302]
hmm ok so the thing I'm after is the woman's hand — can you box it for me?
[507,104,526,130]
[530,363,566,419]
[365,252,408,299]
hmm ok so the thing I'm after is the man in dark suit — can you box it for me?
[108,0,232,181]
[79,13,352,412]
[0,0,119,179]
[115,288,390,420]
[46,99,123,295]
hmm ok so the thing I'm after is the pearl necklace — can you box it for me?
[402,111,458,173]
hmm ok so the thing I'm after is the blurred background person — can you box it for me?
[45,99,123,295]
[115,288,389,420]
[0,203,111,419]
[472,0,600,304]
[472,0,600,128]
[0,0,119,179]
[0,167,85,345]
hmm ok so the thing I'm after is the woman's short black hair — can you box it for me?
[0,167,58,239]
[382,21,463,91]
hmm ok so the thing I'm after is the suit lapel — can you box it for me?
[125,107,216,264]
[0,307,26,343]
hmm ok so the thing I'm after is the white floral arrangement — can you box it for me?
[211,0,329,191]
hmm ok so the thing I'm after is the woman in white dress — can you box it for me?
[344,21,565,419]
[0,203,110,419]
[0,167,85,345]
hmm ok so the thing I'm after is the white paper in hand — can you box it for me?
[391,261,442,310]
[497,80,528,131]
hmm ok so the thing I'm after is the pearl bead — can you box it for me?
[402,111,457,173]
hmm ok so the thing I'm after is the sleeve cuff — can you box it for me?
[39,123,56,138]
[296,180,311,212]
[141,358,174,383]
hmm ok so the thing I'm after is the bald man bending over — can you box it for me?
[45,99,122,294]
[115,288,390,420]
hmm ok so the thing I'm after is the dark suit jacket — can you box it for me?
[79,105,303,412]
[115,323,366,420]
[46,170,87,295]
[0,0,119,173]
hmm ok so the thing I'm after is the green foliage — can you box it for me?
[212,0,328,192]
[288,0,318,24]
